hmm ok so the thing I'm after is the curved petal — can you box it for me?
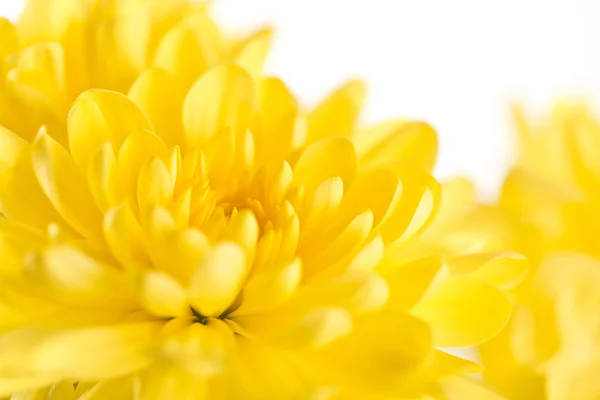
[32,128,103,242]
[306,80,365,144]
[355,121,438,172]
[314,312,432,392]
[183,64,254,150]
[233,28,273,77]
[67,90,153,168]
[253,77,298,166]
[293,137,357,196]
[412,276,512,347]
[189,242,248,317]
[129,69,186,147]
[447,251,529,290]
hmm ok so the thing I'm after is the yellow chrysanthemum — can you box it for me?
[0,1,528,399]
[0,58,523,398]
[0,0,271,144]
[443,103,600,400]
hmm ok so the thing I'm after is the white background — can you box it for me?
[2,0,600,198]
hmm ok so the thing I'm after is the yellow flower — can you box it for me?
[444,103,600,400]
[0,59,518,399]
[0,0,271,143]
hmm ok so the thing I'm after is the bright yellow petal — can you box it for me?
[189,242,248,317]
[355,121,438,172]
[233,28,273,77]
[32,128,103,242]
[447,251,528,290]
[306,80,365,144]
[128,69,186,147]
[182,64,254,150]
[67,90,153,168]
[412,277,512,347]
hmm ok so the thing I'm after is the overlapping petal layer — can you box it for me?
[0,2,522,399]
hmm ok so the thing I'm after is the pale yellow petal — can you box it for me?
[234,258,302,315]
[233,28,273,77]
[293,137,357,196]
[189,242,248,317]
[268,307,352,349]
[183,64,254,150]
[128,69,186,147]
[32,128,103,243]
[139,271,188,318]
[67,90,153,168]
[447,251,528,290]
[307,80,365,144]
[253,77,298,165]
[104,203,150,268]
[412,276,512,347]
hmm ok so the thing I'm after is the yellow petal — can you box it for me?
[346,236,385,272]
[32,323,160,380]
[189,242,248,317]
[137,365,209,400]
[221,209,259,258]
[337,167,401,227]
[289,271,389,316]
[307,80,365,144]
[26,244,136,309]
[269,307,352,349]
[8,42,67,119]
[140,271,188,317]
[234,259,302,315]
[149,226,211,284]
[382,255,443,312]
[0,376,58,398]
[233,28,273,77]
[315,312,431,392]
[0,18,18,59]
[94,12,148,92]
[137,156,175,214]
[412,277,512,347]
[158,322,230,377]
[302,210,373,277]
[153,26,210,87]
[116,129,168,205]
[128,69,186,147]
[86,141,123,212]
[439,376,505,400]
[378,162,440,244]
[254,77,298,166]
[32,128,103,242]
[104,203,150,268]
[293,137,357,196]
[355,121,438,172]
[183,64,254,150]
[67,90,153,168]
[447,251,528,290]
[0,128,77,237]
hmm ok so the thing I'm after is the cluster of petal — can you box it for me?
[0,59,520,399]
[0,1,526,399]
[0,0,272,144]
[444,103,600,400]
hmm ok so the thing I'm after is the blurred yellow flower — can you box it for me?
[0,59,521,398]
[446,103,600,400]
[0,0,271,143]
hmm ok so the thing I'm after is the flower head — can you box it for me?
[0,61,520,399]
[0,2,524,399]
[446,102,600,400]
